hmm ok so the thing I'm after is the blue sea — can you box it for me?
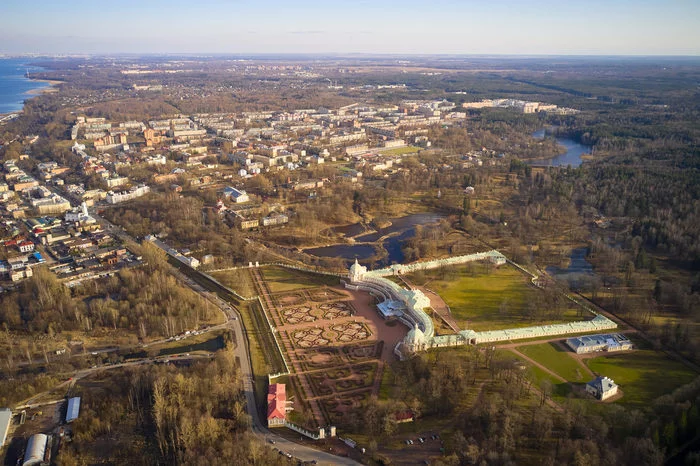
[0,58,49,114]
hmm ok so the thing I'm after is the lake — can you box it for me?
[529,129,591,168]
[0,58,49,114]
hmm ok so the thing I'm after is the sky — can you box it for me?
[1,0,699,56]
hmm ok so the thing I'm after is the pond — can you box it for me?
[331,223,368,238]
[304,244,377,261]
[546,247,596,289]
[306,212,444,266]
[528,129,591,168]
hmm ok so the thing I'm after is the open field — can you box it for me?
[585,350,698,407]
[518,342,588,382]
[406,262,585,331]
[528,364,573,400]
[379,145,421,156]
[261,266,340,293]
[502,350,573,402]
[208,268,257,298]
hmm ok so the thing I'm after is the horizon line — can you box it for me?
[2,52,700,59]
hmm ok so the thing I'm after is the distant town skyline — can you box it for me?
[1,0,699,56]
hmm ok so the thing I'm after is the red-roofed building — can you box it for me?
[395,410,414,423]
[267,383,287,427]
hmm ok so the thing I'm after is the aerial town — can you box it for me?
[0,51,699,466]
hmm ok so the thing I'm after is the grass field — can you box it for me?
[518,343,588,382]
[406,262,583,331]
[261,266,339,293]
[379,146,421,156]
[528,364,573,400]
[208,268,257,298]
[504,350,573,402]
[237,300,287,418]
[586,350,698,407]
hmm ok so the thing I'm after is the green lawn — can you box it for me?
[528,364,573,400]
[209,268,256,298]
[406,262,583,331]
[261,266,338,293]
[586,350,698,407]
[519,343,587,382]
[501,350,572,402]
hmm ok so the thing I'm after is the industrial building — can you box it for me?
[0,408,11,447]
[565,333,633,354]
[66,397,81,423]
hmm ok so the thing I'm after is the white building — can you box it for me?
[65,202,96,225]
[106,185,150,204]
[586,376,618,400]
[223,187,249,203]
[566,334,633,354]
[105,176,129,188]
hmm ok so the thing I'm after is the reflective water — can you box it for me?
[528,129,591,168]
[306,213,444,266]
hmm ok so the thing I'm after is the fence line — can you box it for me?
[206,262,345,278]
[255,296,290,375]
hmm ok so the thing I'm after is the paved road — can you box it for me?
[229,304,362,465]
[89,208,361,465]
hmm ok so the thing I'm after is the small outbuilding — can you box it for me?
[586,376,618,401]
[395,410,414,423]
[66,397,81,423]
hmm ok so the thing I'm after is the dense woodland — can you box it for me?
[376,349,700,466]
[0,245,218,341]
[57,349,291,466]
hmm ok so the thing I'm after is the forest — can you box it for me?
[375,348,700,466]
[57,348,291,466]
[0,246,219,341]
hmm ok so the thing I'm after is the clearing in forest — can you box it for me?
[585,348,698,407]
